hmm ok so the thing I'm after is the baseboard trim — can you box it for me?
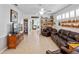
[0,47,7,54]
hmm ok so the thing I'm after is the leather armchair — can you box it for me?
[41,29,50,37]
[41,27,57,37]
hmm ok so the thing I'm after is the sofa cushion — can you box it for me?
[54,35,67,47]
[61,35,68,41]
[51,31,58,35]
[52,29,57,32]
[67,37,75,41]
[58,29,63,33]
[58,38,67,47]
[63,30,70,36]
[46,27,53,31]
[69,32,79,40]
[74,35,79,41]
[68,32,75,39]
[58,34,64,38]
[43,29,47,32]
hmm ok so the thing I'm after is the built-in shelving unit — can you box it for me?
[60,20,79,28]
[24,18,28,34]
[41,17,53,29]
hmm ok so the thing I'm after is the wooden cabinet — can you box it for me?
[7,33,24,49]
[7,34,16,49]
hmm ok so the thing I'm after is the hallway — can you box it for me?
[3,30,59,54]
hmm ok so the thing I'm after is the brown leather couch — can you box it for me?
[41,27,57,37]
[47,29,79,54]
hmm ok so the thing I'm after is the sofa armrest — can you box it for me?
[46,50,53,54]
[61,46,79,54]
[60,46,72,54]
[51,32,58,35]
[46,49,61,54]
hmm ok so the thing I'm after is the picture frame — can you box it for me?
[10,9,18,22]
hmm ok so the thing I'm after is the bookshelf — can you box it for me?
[24,18,28,33]
[41,17,53,29]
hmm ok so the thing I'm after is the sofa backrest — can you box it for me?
[59,29,79,41]
[52,28,57,32]
[46,27,53,31]
[58,29,69,35]
[58,29,63,34]
[69,31,79,41]
[46,27,57,32]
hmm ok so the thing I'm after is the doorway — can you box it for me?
[31,17,41,34]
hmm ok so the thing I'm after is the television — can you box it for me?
[9,22,20,34]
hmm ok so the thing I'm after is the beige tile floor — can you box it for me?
[3,30,59,54]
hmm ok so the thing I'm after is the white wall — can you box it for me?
[54,4,79,16]
[0,5,9,36]
[0,4,24,53]
[53,4,79,32]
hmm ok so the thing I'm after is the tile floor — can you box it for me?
[3,30,59,54]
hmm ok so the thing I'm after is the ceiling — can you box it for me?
[17,4,70,15]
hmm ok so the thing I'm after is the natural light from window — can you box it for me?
[65,12,69,18]
[70,10,75,17]
[62,14,65,19]
[76,8,79,17]
[57,15,61,20]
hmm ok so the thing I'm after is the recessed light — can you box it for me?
[41,8,44,11]
[39,11,44,15]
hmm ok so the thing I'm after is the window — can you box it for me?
[57,15,59,20]
[65,12,69,18]
[70,10,75,17]
[59,15,61,19]
[76,8,79,16]
[57,15,61,20]
[62,14,65,19]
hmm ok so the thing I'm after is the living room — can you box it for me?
[0,1,79,58]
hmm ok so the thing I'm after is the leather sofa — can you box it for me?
[41,27,57,37]
[47,29,79,54]
[51,29,79,47]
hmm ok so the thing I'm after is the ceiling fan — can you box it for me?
[38,4,52,15]
[39,8,52,15]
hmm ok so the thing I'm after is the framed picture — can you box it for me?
[10,9,18,22]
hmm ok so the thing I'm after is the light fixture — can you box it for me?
[39,11,44,15]
[39,8,44,15]
[41,8,44,11]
